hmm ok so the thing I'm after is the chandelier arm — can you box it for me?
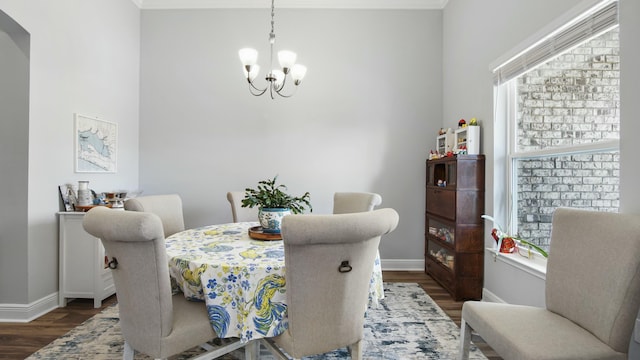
[274,82,297,98]
[274,73,287,92]
[249,81,267,93]
[249,84,268,97]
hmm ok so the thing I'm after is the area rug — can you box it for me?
[27,283,486,359]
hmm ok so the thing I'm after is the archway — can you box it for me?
[0,9,30,304]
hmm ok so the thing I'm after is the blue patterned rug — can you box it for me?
[27,283,486,359]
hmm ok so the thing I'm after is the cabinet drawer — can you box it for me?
[426,188,456,220]
[426,258,454,291]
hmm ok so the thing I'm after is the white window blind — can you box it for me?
[493,0,618,84]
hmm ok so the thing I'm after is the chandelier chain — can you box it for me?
[270,0,275,39]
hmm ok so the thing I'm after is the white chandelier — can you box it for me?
[238,0,306,99]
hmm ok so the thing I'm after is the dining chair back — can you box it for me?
[227,191,259,222]
[124,194,185,237]
[82,207,246,360]
[332,192,382,214]
[458,207,640,360]
[260,208,399,359]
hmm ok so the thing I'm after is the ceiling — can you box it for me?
[132,0,448,10]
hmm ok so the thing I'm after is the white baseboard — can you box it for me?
[381,258,424,271]
[481,288,506,303]
[0,292,59,322]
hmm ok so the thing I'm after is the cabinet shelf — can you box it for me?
[428,240,455,270]
[425,155,485,301]
[427,234,454,250]
[427,216,455,246]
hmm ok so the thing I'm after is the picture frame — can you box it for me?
[74,113,117,173]
[58,184,77,211]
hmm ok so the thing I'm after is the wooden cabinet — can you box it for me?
[58,212,115,308]
[425,155,485,300]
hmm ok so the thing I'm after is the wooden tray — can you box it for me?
[74,204,113,212]
[248,226,282,241]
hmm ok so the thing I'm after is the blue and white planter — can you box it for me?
[258,207,291,233]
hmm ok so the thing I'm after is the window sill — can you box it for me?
[486,248,547,280]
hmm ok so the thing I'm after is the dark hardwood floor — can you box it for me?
[0,271,500,359]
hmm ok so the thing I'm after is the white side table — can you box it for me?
[58,212,115,308]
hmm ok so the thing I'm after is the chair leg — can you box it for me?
[123,341,135,360]
[348,340,363,360]
[457,318,472,360]
[259,338,293,360]
[244,340,260,360]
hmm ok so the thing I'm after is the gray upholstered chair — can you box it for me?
[332,192,382,214]
[124,194,185,237]
[458,208,640,360]
[260,208,399,360]
[226,191,259,223]
[82,207,247,360]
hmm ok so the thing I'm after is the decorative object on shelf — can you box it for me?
[454,125,480,155]
[435,128,454,157]
[238,0,306,99]
[59,184,77,211]
[102,192,126,208]
[242,175,312,233]
[481,215,549,258]
[76,181,92,206]
[491,227,516,254]
[431,117,482,159]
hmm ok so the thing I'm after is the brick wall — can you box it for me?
[515,28,620,251]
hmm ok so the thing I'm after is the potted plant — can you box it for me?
[242,176,312,233]
[481,215,548,258]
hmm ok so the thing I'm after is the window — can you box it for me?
[494,0,619,253]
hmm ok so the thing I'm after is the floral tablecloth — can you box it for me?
[165,222,384,342]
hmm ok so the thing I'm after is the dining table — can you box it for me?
[165,221,384,343]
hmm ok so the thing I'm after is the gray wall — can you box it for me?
[0,0,140,306]
[443,0,640,306]
[0,16,29,303]
[139,9,443,263]
[1,0,638,313]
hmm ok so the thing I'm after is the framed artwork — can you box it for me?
[58,184,77,211]
[75,113,117,173]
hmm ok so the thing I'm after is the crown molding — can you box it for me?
[133,0,447,10]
